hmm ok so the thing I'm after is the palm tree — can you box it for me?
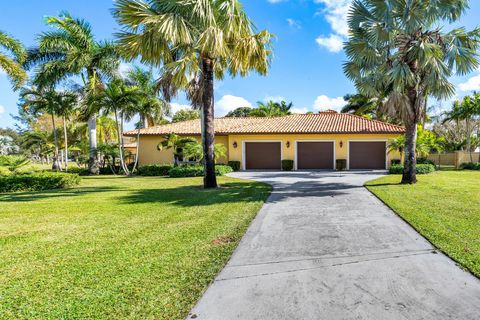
[444,94,480,162]
[0,31,27,89]
[251,100,292,117]
[19,87,72,171]
[114,0,273,188]
[124,66,170,172]
[96,115,118,144]
[21,131,54,163]
[183,141,227,163]
[341,94,379,119]
[24,13,119,174]
[387,136,405,164]
[344,0,480,184]
[157,134,196,166]
[94,79,141,175]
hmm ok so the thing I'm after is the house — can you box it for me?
[123,111,405,170]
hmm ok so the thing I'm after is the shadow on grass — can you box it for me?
[0,186,123,203]
[118,182,271,207]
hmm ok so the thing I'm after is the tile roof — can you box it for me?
[123,113,405,136]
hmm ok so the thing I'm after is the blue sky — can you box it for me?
[1,0,480,128]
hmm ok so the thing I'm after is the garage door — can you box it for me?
[349,141,386,169]
[297,142,334,170]
[245,142,281,170]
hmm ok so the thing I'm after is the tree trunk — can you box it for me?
[114,109,129,175]
[51,114,61,171]
[466,119,473,162]
[87,114,99,174]
[402,121,417,184]
[63,116,69,172]
[201,57,217,189]
[132,127,141,173]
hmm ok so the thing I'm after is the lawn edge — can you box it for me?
[364,177,480,280]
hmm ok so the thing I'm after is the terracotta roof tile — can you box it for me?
[124,113,405,136]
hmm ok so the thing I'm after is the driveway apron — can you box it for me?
[187,171,480,320]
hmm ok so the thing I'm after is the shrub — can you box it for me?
[168,165,233,178]
[0,172,81,193]
[417,157,435,166]
[0,166,12,176]
[336,159,347,171]
[228,161,241,172]
[282,160,294,171]
[390,159,401,166]
[137,164,173,176]
[461,162,480,170]
[67,167,90,176]
[389,164,436,175]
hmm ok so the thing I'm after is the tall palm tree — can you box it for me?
[0,31,27,89]
[24,12,119,174]
[96,115,118,144]
[344,0,480,184]
[341,93,380,119]
[114,0,273,188]
[250,100,292,117]
[94,79,141,175]
[124,66,170,172]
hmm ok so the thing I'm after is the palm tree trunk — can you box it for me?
[402,121,417,184]
[132,127,141,173]
[201,57,217,189]
[114,109,129,175]
[87,114,99,174]
[466,119,473,162]
[51,114,61,171]
[63,116,68,172]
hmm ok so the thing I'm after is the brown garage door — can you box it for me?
[297,142,334,170]
[349,141,386,169]
[245,142,281,170]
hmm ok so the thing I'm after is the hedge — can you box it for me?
[137,164,173,176]
[461,162,480,170]
[389,164,436,175]
[168,165,233,178]
[0,172,81,193]
[227,161,241,172]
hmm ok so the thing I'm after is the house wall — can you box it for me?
[227,133,403,169]
[136,133,402,169]
[137,135,229,165]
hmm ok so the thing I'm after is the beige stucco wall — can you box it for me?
[136,133,402,169]
[137,135,229,165]
[227,133,402,169]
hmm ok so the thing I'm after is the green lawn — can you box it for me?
[366,170,480,277]
[0,176,271,319]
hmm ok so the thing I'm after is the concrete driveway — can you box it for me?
[187,171,480,320]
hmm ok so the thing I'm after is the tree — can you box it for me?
[387,136,405,163]
[443,94,480,162]
[94,79,141,175]
[124,66,170,172]
[225,106,253,118]
[250,100,292,117]
[21,131,54,163]
[25,12,119,174]
[157,134,196,166]
[344,0,480,184]
[0,31,27,89]
[114,0,273,188]
[183,141,227,163]
[172,109,200,123]
[341,93,381,119]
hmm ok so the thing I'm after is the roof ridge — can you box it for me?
[344,113,404,129]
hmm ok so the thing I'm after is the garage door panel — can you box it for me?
[245,142,281,170]
[297,142,334,170]
[349,142,386,170]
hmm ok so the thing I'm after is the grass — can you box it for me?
[0,176,271,319]
[366,170,480,278]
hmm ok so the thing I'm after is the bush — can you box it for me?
[390,159,401,166]
[461,162,480,170]
[389,164,436,175]
[336,159,347,171]
[0,172,81,193]
[282,160,294,171]
[168,165,233,178]
[228,161,241,172]
[417,157,435,166]
[137,164,173,176]
[0,166,12,176]
[67,167,90,176]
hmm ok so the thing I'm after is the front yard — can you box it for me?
[0,176,271,319]
[366,170,480,278]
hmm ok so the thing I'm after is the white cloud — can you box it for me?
[314,0,351,53]
[291,107,311,114]
[215,95,252,116]
[170,102,192,115]
[118,62,132,77]
[0,105,5,117]
[313,95,347,111]
[267,0,286,3]
[286,18,301,29]
[264,95,286,103]
[0,69,5,75]
[315,34,344,53]
[458,74,480,92]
